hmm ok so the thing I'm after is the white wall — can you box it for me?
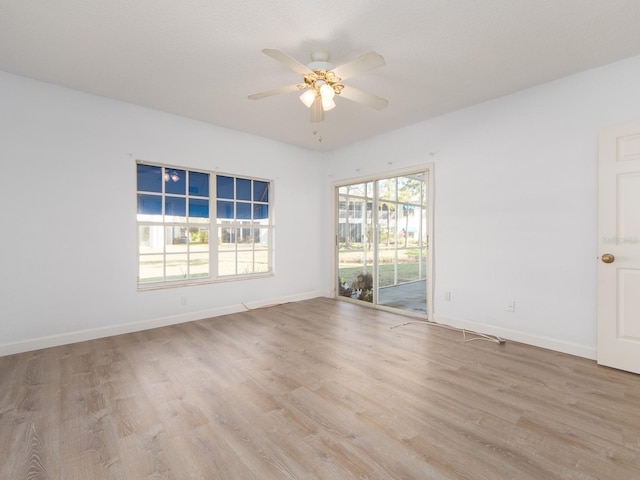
[4,54,640,358]
[324,55,640,358]
[0,71,328,355]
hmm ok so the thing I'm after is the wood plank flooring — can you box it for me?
[1,297,640,479]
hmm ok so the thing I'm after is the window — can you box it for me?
[338,201,364,219]
[136,162,272,287]
[216,175,270,276]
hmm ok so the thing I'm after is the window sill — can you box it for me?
[137,272,274,291]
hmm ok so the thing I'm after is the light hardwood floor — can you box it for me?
[1,297,639,479]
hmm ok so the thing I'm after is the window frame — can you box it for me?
[136,161,274,290]
[214,174,273,278]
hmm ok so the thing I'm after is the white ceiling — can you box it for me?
[2,1,640,151]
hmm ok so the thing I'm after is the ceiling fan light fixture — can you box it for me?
[300,89,316,108]
[320,83,335,101]
[322,97,336,111]
[249,49,387,123]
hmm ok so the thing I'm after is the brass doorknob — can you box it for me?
[601,253,615,264]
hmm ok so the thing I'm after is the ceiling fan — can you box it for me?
[248,49,388,123]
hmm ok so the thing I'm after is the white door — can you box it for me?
[598,120,640,374]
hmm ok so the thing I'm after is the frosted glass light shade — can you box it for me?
[322,97,336,111]
[320,84,335,100]
[300,89,316,108]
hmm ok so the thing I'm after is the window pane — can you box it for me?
[218,251,236,276]
[254,181,269,202]
[237,227,254,249]
[237,178,251,201]
[137,164,162,193]
[219,227,237,244]
[254,249,269,273]
[189,171,209,197]
[237,202,251,220]
[189,227,209,252]
[237,250,254,274]
[254,204,268,220]
[255,227,269,246]
[190,253,209,278]
[217,176,234,199]
[139,254,164,283]
[189,198,209,219]
[166,254,188,280]
[166,226,188,253]
[217,200,234,219]
[340,183,366,197]
[139,225,164,253]
[256,229,269,274]
[398,176,422,204]
[138,194,162,215]
[165,169,185,194]
[165,196,186,218]
[378,178,396,200]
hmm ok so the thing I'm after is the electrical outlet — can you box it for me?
[506,301,515,312]
[444,291,452,301]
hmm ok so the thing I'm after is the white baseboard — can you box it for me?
[2,294,594,360]
[433,314,597,360]
[0,290,329,357]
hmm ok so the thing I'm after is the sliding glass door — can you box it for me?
[337,181,374,302]
[336,169,431,316]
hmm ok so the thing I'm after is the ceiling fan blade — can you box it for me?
[248,84,301,100]
[310,97,325,123]
[332,51,385,80]
[339,85,388,110]
[262,49,313,76]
